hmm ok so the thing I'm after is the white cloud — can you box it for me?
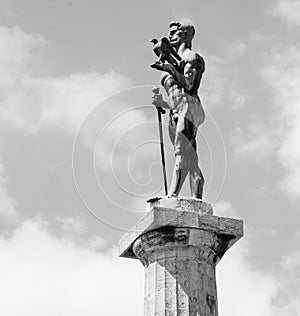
[228,42,247,56]
[201,44,246,110]
[179,17,195,25]
[0,26,129,135]
[55,216,87,236]
[218,238,300,316]
[0,155,19,227]
[1,219,300,316]
[0,1,18,18]
[261,45,300,198]
[88,235,109,252]
[271,250,300,315]
[0,220,144,316]
[229,83,248,109]
[201,54,225,107]
[0,24,156,195]
[0,25,159,178]
[281,250,300,269]
[94,108,156,171]
[0,26,46,79]
[218,241,277,316]
[231,121,274,163]
[228,41,300,199]
[214,200,238,217]
[170,13,194,25]
[272,0,300,26]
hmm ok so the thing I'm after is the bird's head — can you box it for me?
[150,38,158,45]
[161,37,170,44]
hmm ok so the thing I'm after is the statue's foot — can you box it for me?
[147,196,162,203]
[147,194,179,202]
[150,61,165,71]
[167,193,178,198]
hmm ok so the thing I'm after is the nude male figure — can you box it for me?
[151,21,205,199]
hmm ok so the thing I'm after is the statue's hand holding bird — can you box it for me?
[150,37,182,72]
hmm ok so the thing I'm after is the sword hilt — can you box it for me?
[152,86,160,95]
[152,86,166,114]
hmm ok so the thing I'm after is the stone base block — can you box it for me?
[119,197,244,316]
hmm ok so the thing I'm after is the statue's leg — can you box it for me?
[168,154,188,197]
[168,111,176,145]
[188,136,205,199]
[168,115,190,197]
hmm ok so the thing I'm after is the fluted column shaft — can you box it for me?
[133,227,221,316]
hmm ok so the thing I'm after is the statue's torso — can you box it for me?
[161,51,205,127]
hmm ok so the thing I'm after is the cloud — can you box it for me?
[0,25,158,181]
[0,0,18,18]
[231,121,274,163]
[201,54,225,107]
[0,220,144,316]
[218,241,277,316]
[271,250,300,315]
[55,216,87,236]
[0,26,130,135]
[1,218,300,316]
[214,200,238,217]
[170,12,194,25]
[229,83,248,109]
[0,155,19,228]
[0,25,156,207]
[94,107,156,171]
[226,37,300,199]
[218,237,300,316]
[201,42,247,110]
[261,45,300,198]
[227,42,247,56]
[272,0,300,26]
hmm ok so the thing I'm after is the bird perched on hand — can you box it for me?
[151,37,183,69]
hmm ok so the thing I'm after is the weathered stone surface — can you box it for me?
[119,198,242,259]
[149,197,213,215]
[119,198,244,316]
[132,226,220,315]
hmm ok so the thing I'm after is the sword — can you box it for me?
[152,86,168,196]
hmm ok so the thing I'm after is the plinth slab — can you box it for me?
[119,197,243,259]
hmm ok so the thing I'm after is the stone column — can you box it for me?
[119,198,243,316]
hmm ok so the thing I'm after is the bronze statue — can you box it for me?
[151,21,205,199]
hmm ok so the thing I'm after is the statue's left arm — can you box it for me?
[152,53,203,92]
[171,61,196,91]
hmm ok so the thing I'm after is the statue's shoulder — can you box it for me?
[183,50,205,72]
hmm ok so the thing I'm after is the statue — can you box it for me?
[151,21,206,199]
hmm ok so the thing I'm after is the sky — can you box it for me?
[0,0,300,315]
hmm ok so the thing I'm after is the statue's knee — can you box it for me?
[194,172,204,186]
[200,175,205,186]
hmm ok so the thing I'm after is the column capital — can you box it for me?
[132,226,238,267]
[119,197,243,262]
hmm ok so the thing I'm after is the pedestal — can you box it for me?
[119,197,243,316]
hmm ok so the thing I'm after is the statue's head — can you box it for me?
[168,21,195,49]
